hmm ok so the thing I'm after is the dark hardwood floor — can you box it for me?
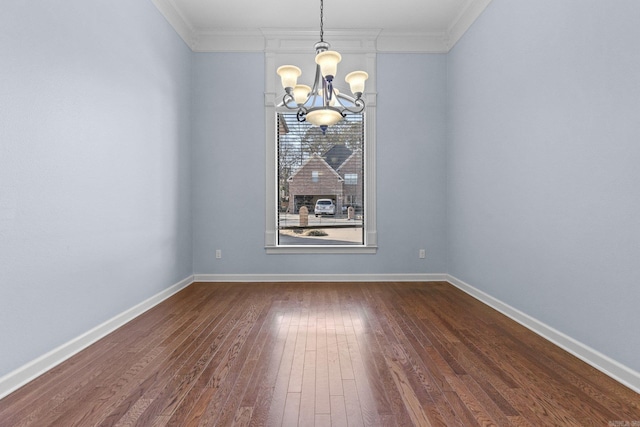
[1,281,638,426]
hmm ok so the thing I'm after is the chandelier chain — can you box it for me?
[276,0,367,132]
[320,0,324,42]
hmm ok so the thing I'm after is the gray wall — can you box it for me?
[190,53,448,275]
[447,0,640,372]
[3,0,639,384]
[0,1,193,376]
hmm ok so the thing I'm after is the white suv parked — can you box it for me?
[314,199,336,216]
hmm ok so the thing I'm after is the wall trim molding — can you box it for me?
[0,275,194,400]
[151,1,492,53]
[150,0,194,48]
[446,274,640,394]
[446,0,492,51]
[193,273,448,283]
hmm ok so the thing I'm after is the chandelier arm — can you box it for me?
[296,107,308,123]
[334,91,356,104]
[323,79,331,106]
[333,92,366,114]
[344,98,366,114]
[308,64,323,104]
[279,93,299,110]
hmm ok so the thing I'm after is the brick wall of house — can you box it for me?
[337,150,363,210]
[287,156,343,213]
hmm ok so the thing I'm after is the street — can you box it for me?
[278,213,363,228]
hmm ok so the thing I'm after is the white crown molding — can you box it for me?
[446,274,640,394]
[192,29,266,52]
[376,31,450,53]
[0,275,194,400]
[150,0,195,47]
[151,1,493,53]
[261,29,380,54]
[446,0,492,50]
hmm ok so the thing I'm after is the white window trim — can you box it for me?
[263,30,378,254]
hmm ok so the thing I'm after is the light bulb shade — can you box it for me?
[306,108,343,127]
[315,51,342,79]
[277,65,301,89]
[345,71,368,96]
[292,85,311,105]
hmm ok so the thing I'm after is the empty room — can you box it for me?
[1,0,639,425]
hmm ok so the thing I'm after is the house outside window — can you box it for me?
[344,173,358,185]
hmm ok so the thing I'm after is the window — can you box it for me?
[276,113,365,248]
[263,34,377,253]
[344,173,358,185]
[266,107,376,253]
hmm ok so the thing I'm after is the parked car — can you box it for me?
[314,199,336,216]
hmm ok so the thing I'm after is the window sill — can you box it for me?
[265,245,377,255]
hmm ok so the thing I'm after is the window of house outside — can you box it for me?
[276,113,365,247]
[344,173,358,185]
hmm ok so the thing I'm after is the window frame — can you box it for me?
[263,31,378,254]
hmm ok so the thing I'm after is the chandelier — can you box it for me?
[276,0,368,134]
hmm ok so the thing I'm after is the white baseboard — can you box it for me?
[193,273,448,282]
[0,275,194,400]
[446,274,640,394]
[3,273,637,401]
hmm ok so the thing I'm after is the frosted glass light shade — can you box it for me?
[306,108,343,127]
[292,85,311,105]
[345,71,368,95]
[277,65,301,89]
[315,51,342,79]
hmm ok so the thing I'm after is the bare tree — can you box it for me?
[300,116,363,156]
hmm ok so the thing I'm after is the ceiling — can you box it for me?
[151,0,492,52]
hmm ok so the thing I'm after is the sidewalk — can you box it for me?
[279,226,363,244]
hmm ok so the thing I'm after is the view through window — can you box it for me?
[277,112,365,246]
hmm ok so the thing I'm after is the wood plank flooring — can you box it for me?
[1,281,638,426]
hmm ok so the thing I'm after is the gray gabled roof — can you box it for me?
[336,149,362,173]
[322,145,353,171]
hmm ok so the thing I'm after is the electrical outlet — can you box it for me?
[215,249,222,259]
[419,249,426,259]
